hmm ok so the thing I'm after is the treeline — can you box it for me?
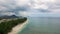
[0,17,27,34]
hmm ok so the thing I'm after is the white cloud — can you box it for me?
[18,11,28,17]
[15,0,30,6]
[0,12,15,16]
[0,0,60,17]
[28,0,56,9]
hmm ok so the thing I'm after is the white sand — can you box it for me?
[8,19,29,34]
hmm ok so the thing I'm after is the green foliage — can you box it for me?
[0,18,27,34]
[0,18,2,20]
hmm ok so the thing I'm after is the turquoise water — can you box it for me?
[18,17,60,34]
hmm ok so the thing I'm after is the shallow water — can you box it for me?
[18,17,60,34]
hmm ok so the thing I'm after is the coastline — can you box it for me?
[8,19,29,34]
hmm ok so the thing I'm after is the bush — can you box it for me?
[0,18,27,34]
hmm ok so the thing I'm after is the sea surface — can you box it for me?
[18,17,60,34]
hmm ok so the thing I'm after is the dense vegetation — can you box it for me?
[0,17,27,34]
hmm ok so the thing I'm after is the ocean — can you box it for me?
[18,17,60,34]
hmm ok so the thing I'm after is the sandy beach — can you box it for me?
[8,19,29,34]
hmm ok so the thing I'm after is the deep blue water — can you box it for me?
[18,17,60,34]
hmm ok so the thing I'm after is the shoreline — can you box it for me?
[8,19,29,34]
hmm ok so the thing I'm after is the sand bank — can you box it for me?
[8,19,29,34]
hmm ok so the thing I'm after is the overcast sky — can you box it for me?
[0,0,60,17]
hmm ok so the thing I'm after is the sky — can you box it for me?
[0,0,60,17]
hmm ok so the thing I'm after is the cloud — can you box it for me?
[0,11,15,16]
[0,0,60,17]
[15,0,30,6]
[0,0,29,16]
[0,0,16,11]
[28,0,56,9]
